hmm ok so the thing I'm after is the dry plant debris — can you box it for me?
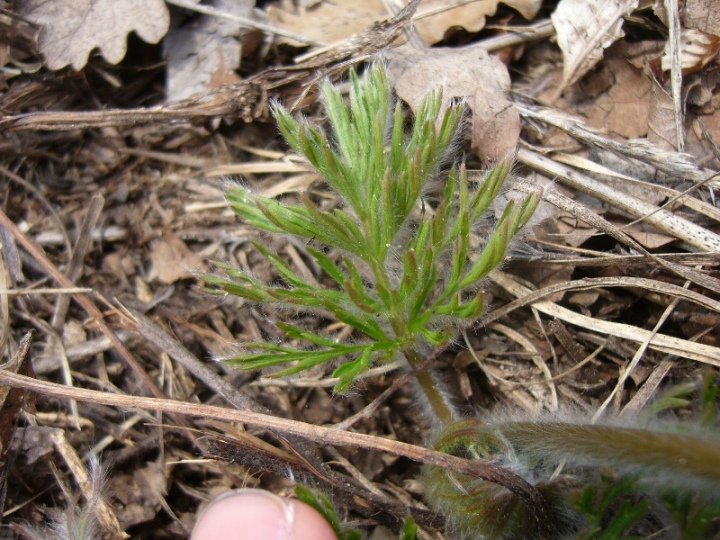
[1,0,720,538]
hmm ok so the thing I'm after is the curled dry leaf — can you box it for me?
[551,0,639,96]
[661,28,720,73]
[413,0,541,44]
[387,45,520,163]
[16,0,170,70]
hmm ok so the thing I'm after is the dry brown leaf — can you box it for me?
[0,333,34,519]
[688,110,720,170]
[584,58,652,139]
[148,232,207,284]
[267,0,541,47]
[266,0,385,46]
[387,45,519,163]
[685,69,720,169]
[110,463,165,528]
[612,221,676,249]
[61,320,87,349]
[682,0,720,36]
[414,0,541,44]
[551,0,639,95]
[165,0,252,100]
[16,0,170,70]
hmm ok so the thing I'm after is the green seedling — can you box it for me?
[203,63,720,539]
[204,62,539,424]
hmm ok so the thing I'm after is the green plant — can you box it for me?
[204,62,539,424]
[204,63,720,539]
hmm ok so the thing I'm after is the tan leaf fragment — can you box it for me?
[414,0,542,44]
[551,0,639,95]
[109,463,165,528]
[148,232,207,284]
[266,0,385,46]
[165,0,253,100]
[584,58,652,139]
[16,0,170,70]
[613,222,676,250]
[387,45,519,163]
[267,0,541,47]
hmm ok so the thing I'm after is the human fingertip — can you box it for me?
[191,488,338,540]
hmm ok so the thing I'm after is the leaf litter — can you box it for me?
[1,0,720,538]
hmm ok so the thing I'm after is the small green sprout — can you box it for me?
[204,62,538,405]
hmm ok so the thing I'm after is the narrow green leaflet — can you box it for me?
[306,247,346,286]
[332,347,373,391]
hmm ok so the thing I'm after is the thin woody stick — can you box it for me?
[0,368,547,519]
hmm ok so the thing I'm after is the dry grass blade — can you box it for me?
[518,148,720,251]
[0,208,165,399]
[0,0,420,133]
[48,429,125,538]
[552,152,720,222]
[480,275,720,319]
[664,0,684,151]
[513,178,720,296]
[50,194,104,331]
[4,2,720,535]
[491,271,720,367]
[517,106,708,182]
[593,291,683,421]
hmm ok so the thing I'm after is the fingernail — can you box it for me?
[192,488,295,540]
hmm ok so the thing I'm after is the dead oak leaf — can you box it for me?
[661,28,720,74]
[414,0,541,44]
[551,0,639,97]
[17,0,170,70]
[585,58,652,139]
[267,0,541,47]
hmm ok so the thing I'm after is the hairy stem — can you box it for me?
[403,348,456,424]
[500,421,720,483]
